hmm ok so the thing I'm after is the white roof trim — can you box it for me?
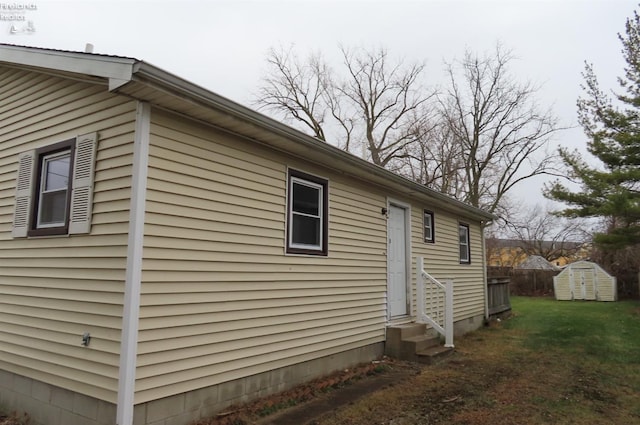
[0,44,135,89]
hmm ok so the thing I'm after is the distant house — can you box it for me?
[0,44,494,425]
[515,255,561,271]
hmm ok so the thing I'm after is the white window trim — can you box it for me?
[288,176,324,251]
[423,209,434,243]
[459,223,471,264]
[285,168,329,256]
[36,150,71,229]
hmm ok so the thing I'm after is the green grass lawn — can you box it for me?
[313,296,640,425]
[508,296,640,362]
[501,297,640,423]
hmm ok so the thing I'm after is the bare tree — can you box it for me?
[396,122,466,196]
[255,45,435,169]
[257,44,562,220]
[439,46,561,215]
[507,204,591,261]
[256,47,332,141]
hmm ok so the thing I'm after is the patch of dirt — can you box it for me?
[191,358,421,425]
[0,412,30,425]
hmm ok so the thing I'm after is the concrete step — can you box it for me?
[402,334,440,353]
[387,323,427,340]
[385,323,451,363]
[415,345,454,365]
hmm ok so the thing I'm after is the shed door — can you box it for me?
[388,205,409,318]
[584,268,597,300]
[572,267,596,300]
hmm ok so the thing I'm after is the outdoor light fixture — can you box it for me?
[81,332,91,347]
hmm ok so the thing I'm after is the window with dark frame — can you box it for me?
[12,133,97,239]
[30,139,75,236]
[286,169,328,256]
[423,209,434,243]
[459,223,470,263]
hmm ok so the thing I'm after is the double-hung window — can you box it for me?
[12,133,97,238]
[459,223,470,264]
[423,210,434,243]
[286,169,328,255]
[36,141,74,231]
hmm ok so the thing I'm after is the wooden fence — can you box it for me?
[487,277,511,316]
[488,267,558,297]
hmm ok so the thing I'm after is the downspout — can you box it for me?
[481,221,490,323]
[117,101,151,425]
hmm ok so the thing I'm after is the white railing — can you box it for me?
[416,257,454,348]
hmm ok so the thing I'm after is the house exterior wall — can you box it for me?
[135,109,488,406]
[136,110,388,403]
[0,67,136,403]
[1,62,490,424]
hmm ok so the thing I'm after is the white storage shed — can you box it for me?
[553,261,617,301]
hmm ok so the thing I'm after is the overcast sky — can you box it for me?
[1,0,637,208]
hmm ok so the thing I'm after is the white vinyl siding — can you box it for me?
[0,66,136,403]
[137,110,386,403]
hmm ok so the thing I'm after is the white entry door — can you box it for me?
[388,204,408,317]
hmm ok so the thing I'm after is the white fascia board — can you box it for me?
[0,45,135,89]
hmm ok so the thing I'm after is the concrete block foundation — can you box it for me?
[0,342,383,425]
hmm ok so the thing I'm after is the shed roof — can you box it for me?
[0,43,495,222]
[516,255,560,271]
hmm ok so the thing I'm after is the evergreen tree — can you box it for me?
[545,9,640,248]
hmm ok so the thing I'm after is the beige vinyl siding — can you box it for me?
[554,262,617,302]
[553,268,572,300]
[137,110,387,403]
[0,67,136,403]
[595,266,616,301]
[410,206,486,322]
